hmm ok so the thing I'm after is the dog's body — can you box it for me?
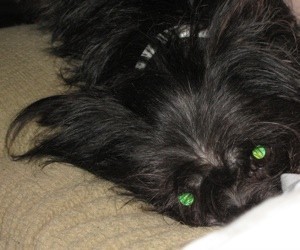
[7,0,300,226]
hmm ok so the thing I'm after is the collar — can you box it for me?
[135,25,208,70]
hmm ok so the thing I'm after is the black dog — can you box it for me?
[7,0,300,226]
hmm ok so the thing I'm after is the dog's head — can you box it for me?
[120,0,300,226]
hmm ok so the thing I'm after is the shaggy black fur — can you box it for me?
[7,0,300,226]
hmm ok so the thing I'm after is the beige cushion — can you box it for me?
[0,25,215,249]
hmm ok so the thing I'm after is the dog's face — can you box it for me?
[8,0,300,226]
[136,84,299,225]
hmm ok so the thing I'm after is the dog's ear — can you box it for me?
[207,0,298,57]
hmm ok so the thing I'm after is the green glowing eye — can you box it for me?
[252,145,266,160]
[178,193,195,206]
